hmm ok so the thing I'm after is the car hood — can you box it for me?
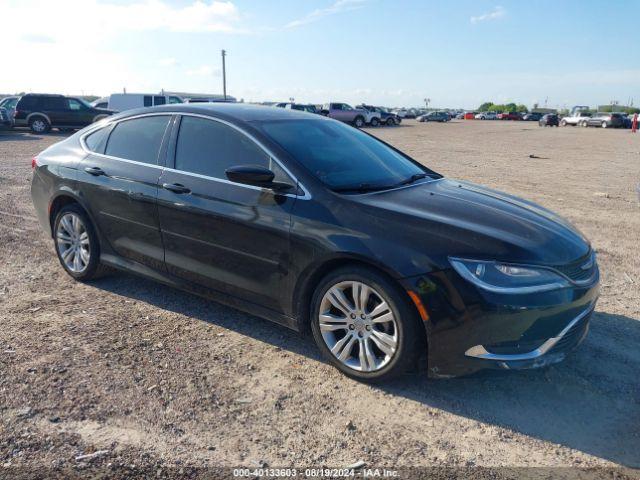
[355,178,590,267]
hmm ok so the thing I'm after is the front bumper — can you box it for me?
[401,265,599,377]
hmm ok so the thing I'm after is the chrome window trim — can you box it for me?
[79,111,311,200]
[465,304,594,361]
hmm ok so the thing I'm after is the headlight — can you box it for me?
[449,257,569,294]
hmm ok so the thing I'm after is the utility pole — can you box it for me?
[221,49,227,101]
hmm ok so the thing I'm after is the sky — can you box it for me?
[3,0,640,109]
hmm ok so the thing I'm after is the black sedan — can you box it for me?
[31,104,599,381]
[539,114,559,127]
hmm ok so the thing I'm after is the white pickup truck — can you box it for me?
[560,111,592,126]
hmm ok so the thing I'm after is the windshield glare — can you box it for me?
[257,119,426,190]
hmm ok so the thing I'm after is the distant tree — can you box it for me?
[504,103,517,113]
[516,104,528,113]
[478,102,494,111]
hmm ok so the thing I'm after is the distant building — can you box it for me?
[162,91,237,103]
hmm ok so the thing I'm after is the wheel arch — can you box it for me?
[26,112,51,124]
[292,254,416,333]
[48,190,96,238]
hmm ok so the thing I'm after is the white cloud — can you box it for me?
[185,66,221,77]
[470,6,506,24]
[285,0,367,29]
[158,58,178,67]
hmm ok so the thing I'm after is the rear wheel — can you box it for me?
[29,117,50,134]
[370,117,379,127]
[560,119,567,126]
[310,267,422,382]
[53,204,110,281]
[353,116,365,128]
[386,118,395,126]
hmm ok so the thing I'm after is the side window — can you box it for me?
[168,96,182,104]
[175,116,290,183]
[42,97,66,110]
[154,96,166,106]
[67,99,83,111]
[143,96,152,107]
[105,116,170,165]
[84,126,111,154]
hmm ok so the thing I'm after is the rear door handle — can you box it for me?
[84,167,106,176]
[162,183,191,194]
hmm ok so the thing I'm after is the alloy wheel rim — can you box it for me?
[56,213,90,273]
[318,281,398,372]
[33,120,46,132]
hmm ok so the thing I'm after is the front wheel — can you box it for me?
[386,118,395,126]
[310,267,422,382]
[560,119,567,126]
[370,117,379,127]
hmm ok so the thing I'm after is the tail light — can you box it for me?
[31,156,38,169]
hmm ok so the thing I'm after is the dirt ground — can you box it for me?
[1,120,639,478]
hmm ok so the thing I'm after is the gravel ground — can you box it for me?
[0,121,639,479]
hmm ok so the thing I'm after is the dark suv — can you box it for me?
[14,94,114,133]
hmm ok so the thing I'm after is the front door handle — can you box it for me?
[162,183,191,194]
[84,166,105,176]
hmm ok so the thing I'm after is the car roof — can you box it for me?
[114,103,321,123]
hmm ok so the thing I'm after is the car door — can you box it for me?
[67,98,95,126]
[77,114,173,270]
[156,114,298,312]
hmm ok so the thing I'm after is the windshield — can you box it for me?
[257,119,429,190]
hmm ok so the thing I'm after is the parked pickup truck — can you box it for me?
[560,111,592,126]
[321,103,380,127]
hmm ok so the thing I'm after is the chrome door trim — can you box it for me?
[78,111,311,200]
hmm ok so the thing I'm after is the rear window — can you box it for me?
[84,126,111,153]
[105,115,170,164]
[17,96,39,109]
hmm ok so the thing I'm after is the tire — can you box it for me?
[29,116,50,134]
[309,266,422,382]
[386,118,395,126]
[561,119,567,126]
[53,204,111,281]
[353,116,365,128]
[370,117,379,127]
[602,121,607,128]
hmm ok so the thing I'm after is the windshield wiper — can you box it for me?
[332,183,397,193]
[396,172,430,186]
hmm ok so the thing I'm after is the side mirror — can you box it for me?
[225,165,294,192]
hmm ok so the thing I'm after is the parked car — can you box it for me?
[463,112,476,120]
[497,112,521,120]
[276,103,319,114]
[583,112,625,128]
[560,111,591,126]
[539,114,559,127]
[0,96,19,119]
[475,112,497,120]
[358,105,400,126]
[522,112,543,121]
[91,97,109,109]
[417,111,450,122]
[13,94,115,133]
[106,93,183,112]
[455,113,465,119]
[0,107,12,129]
[321,103,379,127]
[30,104,599,381]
